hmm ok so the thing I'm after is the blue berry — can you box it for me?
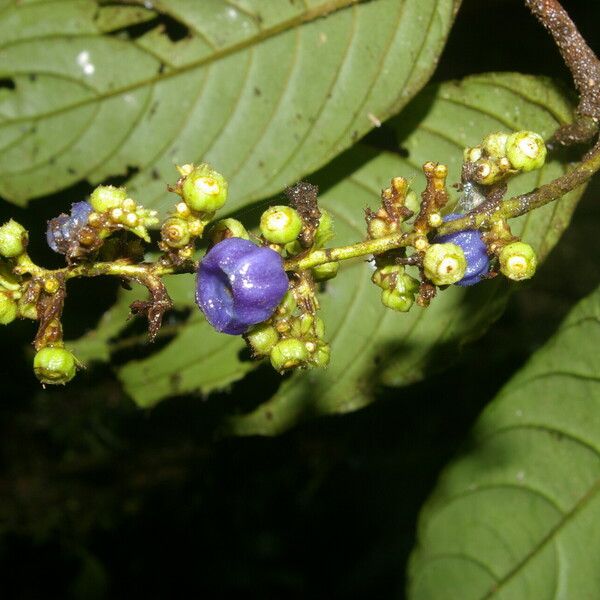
[435,213,489,286]
[46,201,93,254]
[196,237,289,335]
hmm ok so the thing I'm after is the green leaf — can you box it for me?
[408,284,600,600]
[74,73,584,429]
[0,0,459,210]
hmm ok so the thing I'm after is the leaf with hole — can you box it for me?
[408,283,600,600]
[0,0,459,210]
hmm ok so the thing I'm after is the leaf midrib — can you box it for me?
[482,477,600,598]
[0,0,365,128]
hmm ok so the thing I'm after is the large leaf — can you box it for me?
[408,284,600,600]
[72,73,584,429]
[0,0,459,210]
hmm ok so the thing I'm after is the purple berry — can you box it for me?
[47,201,92,254]
[196,237,289,335]
[46,214,69,253]
[436,213,489,286]
[68,201,93,230]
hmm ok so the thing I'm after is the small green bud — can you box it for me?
[161,217,191,248]
[284,240,303,256]
[311,342,330,368]
[89,185,127,212]
[463,146,483,163]
[245,323,279,356]
[291,314,314,337]
[260,205,303,244]
[0,220,28,258]
[209,218,249,244]
[482,132,509,159]
[405,190,421,215]
[368,217,397,239]
[270,338,309,372]
[0,292,17,325]
[381,288,414,312]
[43,277,60,295]
[505,131,546,172]
[372,265,404,290]
[18,300,37,320]
[277,291,297,316]
[33,347,77,385]
[314,316,325,339]
[499,241,537,281]
[312,261,339,282]
[473,158,502,185]
[423,243,467,285]
[181,164,228,212]
[397,272,420,295]
[314,210,335,247]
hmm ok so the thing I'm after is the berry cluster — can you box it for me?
[0,129,545,386]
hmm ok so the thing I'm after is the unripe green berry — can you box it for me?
[314,210,334,247]
[312,261,339,281]
[277,291,297,316]
[245,323,279,356]
[291,314,314,337]
[423,243,467,286]
[482,132,509,159]
[505,131,546,172]
[181,164,228,212]
[499,241,537,281]
[33,347,77,385]
[0,292,17,325]
[161,217,190,248]
[270,338,309,372]
[397,273,420,295]
[311,342,330,368]
[381,289,414,312]
[160,217,190,248]
[89,185,127,212]
[18,300,37,320]
[473,158,502,185]
[0,220,28,258]
[368,217,396,239]
[260,205,303,244]
[372,265,404,290]
[209,218,249,244]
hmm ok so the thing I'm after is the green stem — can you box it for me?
[284,231,419,271]
[16,255,195,282]
[285,140,600,270]
[438,140,600,236]
[14,140,600,281]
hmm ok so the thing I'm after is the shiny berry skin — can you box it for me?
[33,347,77,385]
[260,205,303,244]
[196,238,289,335]
[46,201,93,254]
[436,213,489,286]
[0,220,28,258]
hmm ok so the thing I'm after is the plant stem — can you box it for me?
[16,255,195,282]
[284,232,419,271]
[525,0,600,145]
[284,138,600,271]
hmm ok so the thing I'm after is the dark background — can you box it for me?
[1,1,599,598]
